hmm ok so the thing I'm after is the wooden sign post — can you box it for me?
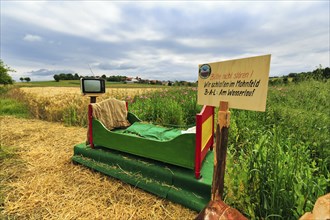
[211,101,230,201]
[196,55,271,219]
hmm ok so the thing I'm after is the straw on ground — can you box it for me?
[0,116,197,219]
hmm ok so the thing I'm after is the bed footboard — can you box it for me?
[195,105,215,179]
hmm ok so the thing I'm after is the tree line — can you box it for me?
[53,73,80,82]
[1,59,329,86]
[269,65,330,86]
[19,77,31,82]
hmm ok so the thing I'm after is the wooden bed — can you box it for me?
[88,101,215,179]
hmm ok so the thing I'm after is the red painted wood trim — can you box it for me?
[195,113,202,179]
[195,105,215,179]
[210,106,215,151]
[88,104,94,148]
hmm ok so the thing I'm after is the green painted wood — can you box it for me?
[92,119,196,169]
[72,143,213,211]
[127,112,141,124]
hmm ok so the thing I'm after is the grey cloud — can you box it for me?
[1,1,329,81]
[96,62,139,70]
[27,69,75,76]
[23,34,43,42]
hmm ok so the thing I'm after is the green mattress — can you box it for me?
[113,122,182,141]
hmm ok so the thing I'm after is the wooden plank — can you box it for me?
[211,101,230,201]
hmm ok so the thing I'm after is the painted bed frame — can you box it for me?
[88,103,214,179]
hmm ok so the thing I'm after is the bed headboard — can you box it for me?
[195,105,215,179]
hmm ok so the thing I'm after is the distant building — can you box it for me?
[125,77,139,83]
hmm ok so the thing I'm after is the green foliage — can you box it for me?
[0,98,29,118]
[0,87,29,118]
[0,85,12,95]
[54,74,60,82]
[129,87,201,128]
[53,73,80,81]
[225,80,329,219]
[270,66,329,86]
[126,79,329,219]
[0,60,15,85]
[282,76,289,84]
[63,105,78,126]
[286,65,329,83]
[107,75,127,82]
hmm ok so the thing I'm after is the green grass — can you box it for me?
[0,98,29,118]
[224,80,329,219]
[129,87,201,128]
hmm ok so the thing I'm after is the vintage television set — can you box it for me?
[80,78,106,96]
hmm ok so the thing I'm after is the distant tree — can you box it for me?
[107,75,127,82]
[20,77,24,82]
[74,73,80,80]
[269,78,282,86]
[288,73,297,78]
[0,60,15,85]
[66,73,74,80]
[312,65,323,80]
[54,74,60,82]
[282,76,289,84]
[101,74,107,79]
[323,67,330,79]
[59,73,67,80]
[24,77,31,82]
[292,75,302,83]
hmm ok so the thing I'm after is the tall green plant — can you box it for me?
[130,87,201,128]
[225,80,329,219]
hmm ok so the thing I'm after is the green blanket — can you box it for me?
[114,122,182,141]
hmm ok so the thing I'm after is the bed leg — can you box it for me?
[195,169,201,179]
[88,104,94,148]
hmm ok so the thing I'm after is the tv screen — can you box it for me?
[81,78,106,94]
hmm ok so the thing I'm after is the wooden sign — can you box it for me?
[198,54,271,111]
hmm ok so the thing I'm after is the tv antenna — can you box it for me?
[88,64,96,77]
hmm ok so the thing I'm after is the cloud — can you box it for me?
[1,1,329,82]
[95,62,139,71]
[23,34,42,42]
[2,1,122,42]
[27,68,75,76]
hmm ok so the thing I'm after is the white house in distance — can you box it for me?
[125,77,139,83]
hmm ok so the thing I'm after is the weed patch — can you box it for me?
[0,98,29,118]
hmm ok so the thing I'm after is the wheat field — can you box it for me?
[7,87,163,126]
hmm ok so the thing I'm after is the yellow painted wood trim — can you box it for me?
[201,116,213,151]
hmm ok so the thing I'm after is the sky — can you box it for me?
[1,1,329,82]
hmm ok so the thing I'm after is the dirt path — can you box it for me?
[0,116,196,219]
